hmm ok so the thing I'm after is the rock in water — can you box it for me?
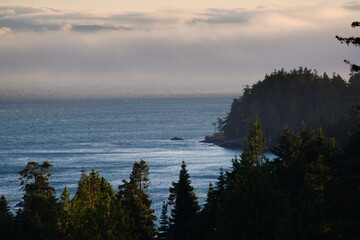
[171,137,184,140]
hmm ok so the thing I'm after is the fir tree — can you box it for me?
[271,124,303,193]
[239,114,266,167]
[0,195,14,240]
[215,167,226,196]
[57,186,71,239]
[216,116,285,240]
[67,169,120,240]
[203,183,216,212]
[168,161,199,240]
[158,201,170,240]
[117,160,156,240]
[18,161,58,240]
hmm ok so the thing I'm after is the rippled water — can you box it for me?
[0,95,242,214]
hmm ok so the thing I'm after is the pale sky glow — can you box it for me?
[0,0,359,98]
[0,0,332,11]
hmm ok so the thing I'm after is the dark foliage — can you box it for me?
[157,201,170,240]
[336,21,360,72]
[168,161,199,240]
[117,160,157,240]
[219,68,360,146]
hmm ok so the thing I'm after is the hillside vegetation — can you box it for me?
[219,68,360,146]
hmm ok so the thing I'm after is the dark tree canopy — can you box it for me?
[168,161,199,240]
[219,68,360,146]
[117,160,157,240]
[18,161,58,240]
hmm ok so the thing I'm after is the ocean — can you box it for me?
[0,95,242,215]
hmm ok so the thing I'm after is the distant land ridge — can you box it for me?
[207,67,360,147]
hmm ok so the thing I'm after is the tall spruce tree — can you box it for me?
[168,161,199,240]
[117,160,156,240]
[271,124,303,193]
[228,115,266,188]
[18,161,58,240]
[57,186,71,239]
[157,201,170,240]
[0,195,15,240]
[215,167,226,196]
[326,129,360,239]
[238,114,266,167]
[66,169,121,240]
[216,116,286,240]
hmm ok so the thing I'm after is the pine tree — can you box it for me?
[240,114,266,166]
[203,183,216,212]
[271,124,303,193]
[0,195,14,240]
[228,115,266,188]
[216,116,286,240]
[57,186,71,239]
[326,129,360,239]
[67,169,120,240]
[117,160,156,240]
[158,201,170,240]
[18,161,58,240]
[168,161,199,240]
[215,167,226,195]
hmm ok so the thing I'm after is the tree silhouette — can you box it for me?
[168,161,198,240]
[117,160,156,240]
[157,201,170,240]
[18,161,58,240]
[336,21,360,72]
[0,195,14,240]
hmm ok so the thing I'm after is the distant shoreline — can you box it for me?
[0,89,241,101]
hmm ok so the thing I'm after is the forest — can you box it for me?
[217,68,360,147]
[1,114,359,240]
[217,21,360,148]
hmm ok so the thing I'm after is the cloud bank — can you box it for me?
[0,2,359,98]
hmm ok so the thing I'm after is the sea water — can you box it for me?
[0,95,242,215]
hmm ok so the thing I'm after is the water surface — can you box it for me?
[0,96,242,214]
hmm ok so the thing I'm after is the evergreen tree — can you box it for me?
[215,167,226,195]
[66,169,122,240]
[271,124,303,193]
[168,161,199,240]
[228,115,266,188]
[157,201,170,240]
[117,160,156,240]
[203,183,216,212]
[241,114,266,166]
[336,21,360,72]
[0,195,15,240]
[326,129,360,239]
[57,186,71,239]
[216,116,285,240]
[194,183,217,240]
[18,161,58,240]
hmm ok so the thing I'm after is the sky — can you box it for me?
[0,0,359,98]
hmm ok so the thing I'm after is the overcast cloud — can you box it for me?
[0,2,359,98]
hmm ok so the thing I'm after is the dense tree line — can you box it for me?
[191,116,359,240]
[0,160,156,240]
[219,68,360,146]
[0,115,359,239]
